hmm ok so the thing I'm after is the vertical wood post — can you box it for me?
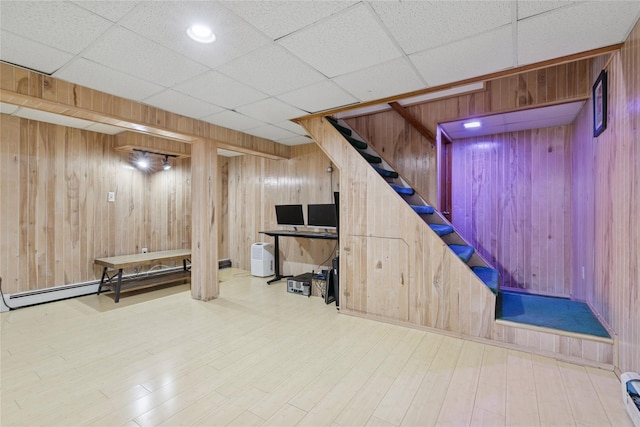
[191,138,218,301]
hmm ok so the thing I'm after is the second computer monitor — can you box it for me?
[307,204,337,230]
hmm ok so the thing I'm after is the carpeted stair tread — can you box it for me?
[449,244,474,262]
[346,135,367,150]
[499,291,611,338]
[429,224,454,236]
[359,151,382,164]
[411,205,435,215]
[472,266,499,294]
[373,165,399,179]
[325,116,352,136]
[390,184,415,195]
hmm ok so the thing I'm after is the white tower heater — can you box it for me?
[251,243,274,277]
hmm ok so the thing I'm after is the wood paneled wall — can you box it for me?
[451,127,572,296]
[227,144,339,286]
[570,19,640,374]
[0,115,193,294]
[345,59,591,208]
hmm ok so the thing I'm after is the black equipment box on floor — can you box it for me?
[287,273,312,296]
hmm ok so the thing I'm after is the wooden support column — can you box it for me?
[191,138,218,301]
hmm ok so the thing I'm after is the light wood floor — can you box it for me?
[0,269,632,426]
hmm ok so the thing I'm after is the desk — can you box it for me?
[260,230,338,284]
[95,249,191,302]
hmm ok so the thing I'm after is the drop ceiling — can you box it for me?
[1,1,639,147]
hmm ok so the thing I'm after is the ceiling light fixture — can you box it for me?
[162,155,172,171]
[136,152,150,170]
[187,24,216,43]
[463,121,481,129]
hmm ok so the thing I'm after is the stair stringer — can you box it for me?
[298,115,496,339]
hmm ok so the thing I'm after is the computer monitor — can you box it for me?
[275,204,305,230]
[307,204,337,230]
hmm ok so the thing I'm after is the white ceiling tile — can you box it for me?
[0,103,20,115]
[217,44,326,96]
[277,135,315,146]
[222,1,356,40]
[0,31,74,74]
[82,26,207,87]
[174,71,268,109]
[217,148,244,157]
[84,123,124,135]
[54,58,163,102]
[244,125,297,141]
[235,98,308,124]
[411,26,513,87]
[278,81,358,113]
[143,89,224,119]
[0,1,113,54]
[279,4,403,78]
[118,2,271,69]
[201,110,266,132]
[274,120,307,135]
[516,1,578,20]
[14,107,95,129]
[371,1,512,55]
[71,1,139,22]
[517,2,640,65]
[332,58,425,102]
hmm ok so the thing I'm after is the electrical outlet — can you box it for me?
[107,192,115,202]
[142,248,148,254]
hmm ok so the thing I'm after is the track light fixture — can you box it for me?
[162,155,172,171]
[132,149,177,172]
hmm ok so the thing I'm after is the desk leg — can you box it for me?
[267,235,292,284]
[114,269,123,303]
[97,267,108,295]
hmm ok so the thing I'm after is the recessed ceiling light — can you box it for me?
[463,121,481,129]
[187,24,216,43]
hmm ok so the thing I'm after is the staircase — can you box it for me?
[326,116,500,297]
[316,115,614,368]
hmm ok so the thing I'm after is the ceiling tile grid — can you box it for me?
[410,25,513,86]
[54,58,164,102]
[142,89,225,119]
[117,1,271,69]
[216,44,326,96]
[81,26,208,87]
[221,1,356,41]
[278,3,403,78]
[0,1,113,54]
[332,57,426,102]
[370,1,512,55]
[1,1,639,148]
[173,71,268,110]
[0,30,74,75]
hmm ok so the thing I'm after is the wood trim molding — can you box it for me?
[388,101,436,144]
[0,63,291,160]
[296,43,622,121]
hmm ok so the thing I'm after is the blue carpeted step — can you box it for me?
[429,224,454,236]
[373,165,399,179]
[411,205,435,215]
[472,266,499,294]
[390,184,415,196]
[359,151,382,164]
[449,244,474,262]
[346,135,367,150]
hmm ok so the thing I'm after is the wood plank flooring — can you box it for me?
[0,269,632,426]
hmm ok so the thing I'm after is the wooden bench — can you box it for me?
[95,249,191,302]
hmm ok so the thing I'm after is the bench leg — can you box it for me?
[97,267,108,295]
[114,269,123,303]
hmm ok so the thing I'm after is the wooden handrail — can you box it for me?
[388,102,436,145]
